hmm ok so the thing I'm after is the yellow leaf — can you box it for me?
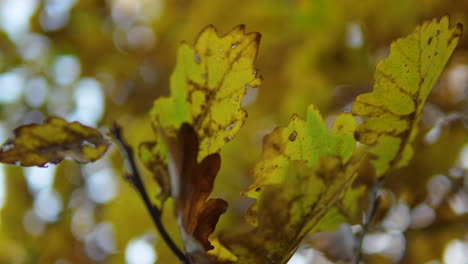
[140,25,262,198]
[215,105,359,263]
[0,117,110,167]
[352,16,462,176]
[245,105,357,198]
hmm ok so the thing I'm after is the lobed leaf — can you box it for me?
[352,16,462,176]
[166,123,228,263]
[0,117,110,167]
[221,158,360,264]
[245,105,357,198]
[214,106,359,263]
[140,25,262,199]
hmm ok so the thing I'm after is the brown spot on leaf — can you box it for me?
[273,143,281,151]
[427,36,433,45]
[354,131,361,141]
[203,127,210,135]
[288,131,297,142]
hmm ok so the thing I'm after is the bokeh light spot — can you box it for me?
[125,236,157,264]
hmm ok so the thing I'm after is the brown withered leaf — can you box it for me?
[0,117,110,167]
[166,123,228,262]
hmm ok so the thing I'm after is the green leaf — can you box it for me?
[352,16,462,176]
[139,25,262,198]
[245,105,357,198]
[0,117,110,167]
[213,105,359,263]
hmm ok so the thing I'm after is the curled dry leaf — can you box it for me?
[166,123,227,263]
[0,117,110,167]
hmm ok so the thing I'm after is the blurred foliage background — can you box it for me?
[0,0,466,263]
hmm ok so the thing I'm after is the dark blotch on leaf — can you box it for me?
[354,131,361,141]
[428,36,433,45]
[288,131,297,142]
[273,143,281,151]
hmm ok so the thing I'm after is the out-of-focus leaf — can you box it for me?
[221,158,360,264]
[139,25,262,200]
[363,214,468,264]
[1,166,31,251]
[352,16,462,176]
[245,105,357,198]
[0,117,110,167]
[166,123,227,263]
[386,120,467,206]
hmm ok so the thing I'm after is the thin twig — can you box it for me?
[354,178,384,264]
[111,123,189,264]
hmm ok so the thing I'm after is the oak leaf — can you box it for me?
[222,158,360,264]
[0,117,110,167]
[245,105,357,198]
[140,25,262,199]
[215,106,359,263]
[352,16,462,176]
[165,123,227,263]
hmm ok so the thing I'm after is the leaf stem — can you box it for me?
[111,123,189,264]
[354,177,384,264]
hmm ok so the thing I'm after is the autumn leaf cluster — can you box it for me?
[0,1,467,264]
[0,15,465,264]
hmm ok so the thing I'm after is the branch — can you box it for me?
[111,123,189,264]
[354,177,384,264]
